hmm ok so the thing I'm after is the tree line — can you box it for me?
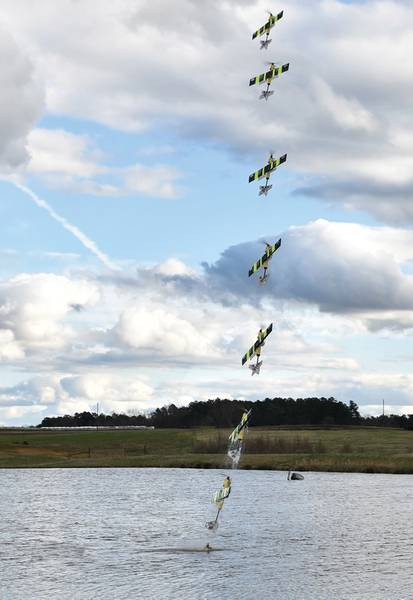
[37,396,413,429]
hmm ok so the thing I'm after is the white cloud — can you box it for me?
[204,219,413,318]
[0,272,99,355]
[0,25,44,171]
[2,219,413,423]
[3,231,367,373]
[154,258,197,277]
[0,373,154,425]
[27,128,105,178]
[2,0,413,223]
[114,306,218,358]
[3,1,413,426]
[0,404,45,421]
[5,363,413,426]
[26,127,184,198]
[121,163,183,199]
[0,329,24,361]
[60,373,153,410]
[313,77,376,133]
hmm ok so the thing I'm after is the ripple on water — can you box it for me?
[0,468,412,599]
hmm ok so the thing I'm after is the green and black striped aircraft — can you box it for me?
[249,239,281,282]
[241,324,273,374]
[252,10,284,49]
[249,63,289,100]
[249,153,287,196]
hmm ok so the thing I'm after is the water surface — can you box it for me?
[0,468,412,599]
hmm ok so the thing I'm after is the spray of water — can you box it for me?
[227,409,251,469]
[227,441,243,468]
[205,413,250,533]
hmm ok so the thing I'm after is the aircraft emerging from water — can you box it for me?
[249,153,287,196]
[249,62,289,100]
[242,324,273,375]
[206,476,231,530]
[228,410,251,445]
[252,10,284,50]
[228,409,252,461]
[249,239,281,284]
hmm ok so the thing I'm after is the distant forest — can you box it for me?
[37,397,413,429]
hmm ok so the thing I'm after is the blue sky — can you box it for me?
[1,0,413,425]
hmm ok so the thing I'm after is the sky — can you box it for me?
[1,0,413,425]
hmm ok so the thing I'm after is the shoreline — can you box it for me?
[0,426,412,473]
[0,464,412,474]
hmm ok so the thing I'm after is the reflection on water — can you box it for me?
[0,468,412,599]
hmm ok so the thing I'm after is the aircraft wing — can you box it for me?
[269,153,287,171]
[241,323,273,365]
[248,239,281,277]
[249,71,267,86]
[251,10,283,40]
[269,10,284,26]
[249,67,275,86]
[248,159,274,182]
[228,409,252,442]
[248,154,287,183]
[272,63,290,78]
[213,487,231,504]
[249,63,289,87]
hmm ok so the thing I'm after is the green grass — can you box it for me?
[0,427,412,472]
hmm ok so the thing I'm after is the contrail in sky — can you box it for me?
[11,180,120,271]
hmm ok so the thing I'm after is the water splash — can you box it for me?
[227,409,251,469]
[227,442,243,468]
[205,411,251,532]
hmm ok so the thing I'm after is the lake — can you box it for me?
[0,468,412,599]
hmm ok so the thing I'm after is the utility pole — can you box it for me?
[382,398,385,418]
[96,402,99,431]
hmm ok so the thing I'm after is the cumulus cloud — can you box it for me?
[0,329,24,361]
[295,178,413,226]
[26,127,184,198]
[0,373,153,425]
[3,2,413,425]
[2,219,412,376]
[2,220,413,424]
[1,224,371,373]
[2,0,413,220]
[27,128,105,178]
[114,306,217,358]
[0,25,43,171]
[153,258,197,278]
[121,163,183,198]
[0,272,99,358]
[0,376,60,425]
[0,376,58,407]
[312,76,376,133]
[2,364,413,426]
[59,373,153,411]
[203,219,413,318]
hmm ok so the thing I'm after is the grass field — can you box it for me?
[0,426,412,473]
